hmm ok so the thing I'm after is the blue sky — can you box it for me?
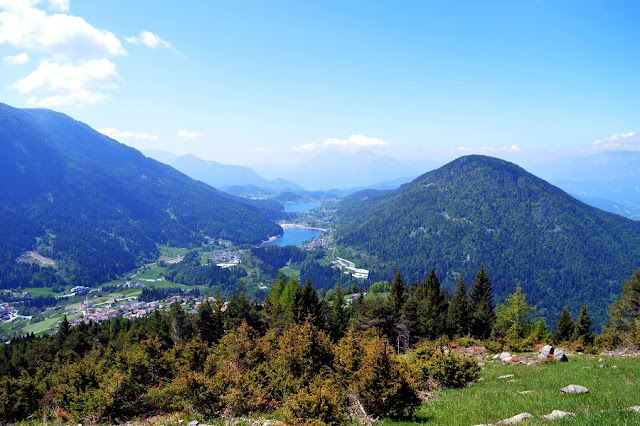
[1,0,639,167]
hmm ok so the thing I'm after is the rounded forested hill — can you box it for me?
[0,103,281,288]
[336,155,640,328]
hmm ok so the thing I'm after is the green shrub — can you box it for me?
[280,370,348,425]
[422,351,480,389]
[455,336,483,348]
[594,331,623,351]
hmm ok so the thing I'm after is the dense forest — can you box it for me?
[336,155,640,329]
[0,103,282,289]
[2,266,638,423]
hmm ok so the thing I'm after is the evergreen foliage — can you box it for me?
[573,303,594,346]
[336,155,640,329]
[470,264,495,339]
[446,276,472,337]
[554,307,575,343]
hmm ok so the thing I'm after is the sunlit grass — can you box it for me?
[386,354,640,426]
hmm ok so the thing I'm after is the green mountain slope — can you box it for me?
[0,103,281,288]
[336,155,640,328]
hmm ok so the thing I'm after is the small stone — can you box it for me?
[188,421,200,426]
[628,406,640,413]
[499,351,512,361]
[554,350,568,362]
[561,384,589,394]
[612,365,619,369]
[543,410,575,420]
[498,374,515,379]
[493,353,501,360]
[598,364,605,368]
[478,362,485,366]
[496,412,532,424]
[518,390,534,395]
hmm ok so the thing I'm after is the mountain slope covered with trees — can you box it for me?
[0,103,281,288]
[336,155,640,328]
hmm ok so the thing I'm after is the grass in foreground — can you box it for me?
[386,354,640,426]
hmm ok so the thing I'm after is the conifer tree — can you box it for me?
[298,278,323,328]
[197,300,223,344]
[418,269,445,339]
[573,303,594,346]
[607,269,640,334]
[469,263,495,339]
[446,276,472,337]
[390,269,406,312]
[169,302,188,345]
[328,283,348,340]
[554,307,574,343]
[265,271,288,327]
[281,276,302,323]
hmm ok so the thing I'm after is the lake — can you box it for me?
[284,202,320,213]
[267,227,325,247]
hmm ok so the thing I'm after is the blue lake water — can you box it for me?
[284,202,320,213]
[267,227,325,247]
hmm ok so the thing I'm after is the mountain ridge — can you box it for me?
[0,103,281,288]
[336,155,640,328]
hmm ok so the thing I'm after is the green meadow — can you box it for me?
[388,354,640,426]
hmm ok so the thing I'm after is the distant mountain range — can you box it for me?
[253,150,439,190]
[531,151,640,219]
[143,150,304,193]
[336,155,640,329]
[0,104,281,288]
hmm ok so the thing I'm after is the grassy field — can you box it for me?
[386,354,640,426]
[23,287,62,297]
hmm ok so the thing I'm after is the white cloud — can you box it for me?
[3,52,29,64]
[0,1,126,60]
[455,144,521,153]
[97,128,158,142]
[178,129,204,140]
[46,0,69,12]
[27,90,110,107]
[592,131,640,152]
[15,58,118,93]
[293,134,390,153]
[125,30,173,50]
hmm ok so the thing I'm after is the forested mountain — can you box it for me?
[336,155,640,328]
[0,104,281,288]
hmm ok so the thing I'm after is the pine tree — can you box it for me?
[446,276,472,337]
[328,283,348,340]
[197,300,223,344]
[469,263,495,339]
[390,269,406,312]
[169,302,188,345]
[298,278,323,328]
[265,271,288,327]
[554,307,574,343]
[573,303,594,346]
[281,276,302,323]
[607,269,640,334]
[418,269,445,339]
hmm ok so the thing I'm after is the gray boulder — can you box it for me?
[496,412,532,424]
[554,350,568,362]
[543,410,575,420]
[538,344,554,359]
[561,384,589,394]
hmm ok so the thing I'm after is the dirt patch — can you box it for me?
[17,251,55,266]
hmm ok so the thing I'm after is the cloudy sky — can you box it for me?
[1,0,639,166]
